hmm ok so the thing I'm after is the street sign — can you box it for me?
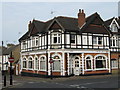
[49,60,54,63]
[8,57,14,63]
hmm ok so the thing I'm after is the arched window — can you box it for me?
[52,55,61,71]
[40,56,46,70]
[28,57,33,69]
[23,58,27,68]
[95,56,106,69]
[111,36,118,47]
[35,57,39,70]
[85,56,92,69]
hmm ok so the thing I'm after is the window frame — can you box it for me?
[39,55,46,71]
[52,54,61,72]
[85,56,93,70]
[22,58,27,69]
[95,56,107,70]
[93,36,103,45]
[52,32,61,44]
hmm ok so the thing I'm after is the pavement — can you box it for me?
[1,71,119,89]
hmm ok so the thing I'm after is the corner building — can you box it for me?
[19,9,112,77]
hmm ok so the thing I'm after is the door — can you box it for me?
[74,59,80,75]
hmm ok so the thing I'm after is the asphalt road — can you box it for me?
[2,74,119,89]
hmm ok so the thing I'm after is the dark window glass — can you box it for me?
[86,60,91,69]
[54,37,57,43]
[96,60,106,68]
[70,34,75,43]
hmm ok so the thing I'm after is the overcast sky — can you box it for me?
[1,1,119,46]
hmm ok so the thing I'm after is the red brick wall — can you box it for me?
[84,70,109,74]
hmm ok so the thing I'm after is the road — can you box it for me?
[2,74,119,89]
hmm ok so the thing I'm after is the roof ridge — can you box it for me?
[33,19,45,23]
[56,16,77,19]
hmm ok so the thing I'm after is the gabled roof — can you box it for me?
[80,12,111,34]
[0,46,7,55]
[104,17,114,26]
[3,44,19,55]
[19,12,110,41]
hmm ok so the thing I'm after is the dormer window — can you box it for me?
[52,32,61,44]
[111,23,118,32]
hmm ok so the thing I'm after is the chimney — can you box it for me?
[78,9,86,28]
[28,21,31,31]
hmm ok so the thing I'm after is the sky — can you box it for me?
[0,1,120,46]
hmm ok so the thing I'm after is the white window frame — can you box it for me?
[111,59,118,69]
[111,36,118,47]
[39,55,46,71]
[52,54,61,72]
[34,56,39,70]
[22,57,27,69]
[85,55,93,71]
[93,36,103,45]
[94,55,108,70]
[111,23,118,32]
[28,56,33,70]
[52,32,61,44]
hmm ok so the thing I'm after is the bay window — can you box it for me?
[52,32,61,44]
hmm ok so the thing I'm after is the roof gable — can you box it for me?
[49,21,62,30]
[80,13,111,34]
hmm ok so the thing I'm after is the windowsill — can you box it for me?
[93,45,103,46]
[52,70,61,72]
[85,69,93,71]
[94,68,108,70]
[39,70,46,71]
[27,69,34,70]
[52,43,61,45]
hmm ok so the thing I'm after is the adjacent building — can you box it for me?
[0,44,20,75]
[105,17,120,70]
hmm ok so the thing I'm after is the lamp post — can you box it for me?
[8,52,14,85]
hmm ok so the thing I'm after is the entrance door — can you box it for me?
[74,58,80,75]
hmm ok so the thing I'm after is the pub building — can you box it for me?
[19,9,119,77]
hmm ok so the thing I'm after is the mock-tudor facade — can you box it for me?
[19,9,119,77]
[105,17,120,70]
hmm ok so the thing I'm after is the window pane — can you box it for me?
[86,60,91,69]
[53,61,60,70]
[23,61,26,68]
[40,61,45,70]
[70,34,75,43]
[54,37,57,43]
[96,60,103,68]
[93,36,97,44]
[29,61,32,69]
[58,37,60,43]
